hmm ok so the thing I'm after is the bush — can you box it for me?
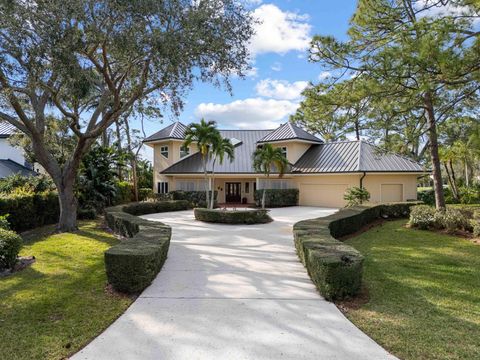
[138,188,154,201]
[0,214,10,230]
[77,207,97,220]
[0,228,22,270]
[418,187,455,206]
[113,181,134,205]
[253,189,299,207]
[344,187,370,207]
[171,190,217,208]
[458,186,480,204]
[409,205,437,230]
[0,174,54,194]
[194,208,272,224]
[293,202,417,301]
[0,191,59,232]
[434,208,470,233]
[103,200,188,293]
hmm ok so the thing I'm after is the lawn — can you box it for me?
[0,221,134,360]
[344,220,480,360]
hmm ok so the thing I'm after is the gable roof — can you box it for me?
[292,140,424,173]
[162,129,274,174]
[0,121,16,138]
[0,159,36,179]
[257,122,323,144]
[144,122,187,143]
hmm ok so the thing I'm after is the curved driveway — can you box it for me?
[73,207,396,360]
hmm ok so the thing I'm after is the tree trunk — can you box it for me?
[262,188,266,209]
[56,176,78,232]
[465,161,469,187]
[424,92,446,210]
[443,162,459,201]
[210,158,216,209]
[203,156,209,208]
[115,120,123,181]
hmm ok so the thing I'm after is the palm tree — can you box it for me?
[252,143,289,209]
[210,134,235,209]
[184,119,220,208]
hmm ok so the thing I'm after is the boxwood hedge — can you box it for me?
[194,208,272,224]
[104,200,189,293]
[293,202,421,301]
[254,189,298,207]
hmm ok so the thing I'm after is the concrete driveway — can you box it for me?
[72,207,396,360]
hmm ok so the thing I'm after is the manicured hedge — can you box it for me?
[293,202,421,301]
[0,228,22,270]
[171,190,217,208]
[0,192,59,232]
[254,189,299,207]
[104,200,189,293]
[194,208,272,224]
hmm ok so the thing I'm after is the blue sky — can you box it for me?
[140,1,358,160]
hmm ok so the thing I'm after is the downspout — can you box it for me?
[360,171,366,189]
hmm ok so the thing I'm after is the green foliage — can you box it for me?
[409,205,471,233]
[77,207,97,220]
[171,190,217,208]
[458,186,480,204]
[343,186,370,207]
[253,189,299,207]
[138,188,154,201]
[114,181,134,205]
[136,160,153,189]
[293,202,418,300]
[0,214,10,230]
[0,192,59,232]
[194,208,272,224]
[104,200,188,293]
[0,174,54,194]
[409,205,437,230]
[0,228,22,270]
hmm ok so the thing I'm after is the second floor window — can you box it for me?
[281,146,287,158]
[180,145,190,158]
[160,146,169,158]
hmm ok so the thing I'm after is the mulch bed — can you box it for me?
[0,256,36,277]
[335,286,370,314]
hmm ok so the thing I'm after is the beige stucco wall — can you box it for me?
[271,141,311,164]
[362,174,418,203]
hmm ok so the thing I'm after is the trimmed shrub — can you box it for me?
[139,188,154,201]
[344,187,370,207]
[0,228,22,270]
[194,208,272,224]
[293,202,418,301]
[408,205,437,230]
[0,191,59,232]
[171,190,217,208]
[254,188,299,207]
[434,208,470,233]
[104,200,189,293]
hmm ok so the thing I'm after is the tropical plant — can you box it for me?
[210,134,235,209]
[252,144,289,209]
[344,186,370,207]
[184,119,220,208]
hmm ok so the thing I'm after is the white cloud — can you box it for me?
[255,78,309,100]
[249,4,312,56]
[318,71,331,81]
[271,62,282,71]
[416,0,474,18]
[245,0,262,5]
[195,98,299,129]
[245,66,259,78]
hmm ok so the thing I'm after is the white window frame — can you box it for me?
[160,145,169,158]
[281,146,287,158]
[180,145,190,158]
[158,181,169,194]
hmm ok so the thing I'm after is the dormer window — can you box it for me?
[281,146,287,158]
[180,145,190,158]
[160,145,169,158]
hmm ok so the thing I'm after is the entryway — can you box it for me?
[225,182,241,203]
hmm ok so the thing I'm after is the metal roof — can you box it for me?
[162,129,274,174]
[257,122,323,144]
[0,159,36,179]
[0,121,15,138]
[143,121,187,143]
[292,140,424,173]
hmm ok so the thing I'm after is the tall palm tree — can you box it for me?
[184,119,220,208]
[210,134,235,208]
[252,143,289,209]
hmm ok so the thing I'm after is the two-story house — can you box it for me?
[144,121,424,207]
[0,121,36,179]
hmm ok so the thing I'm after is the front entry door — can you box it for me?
[225,182,241,203]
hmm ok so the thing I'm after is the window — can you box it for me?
[281,146,287,158]
[253,182,257,192]
[160,146,169,158]
[177,180,196,191]
[245,182,250,194]
[157,182,169,194]
[180,145,190,158]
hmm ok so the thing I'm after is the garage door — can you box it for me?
[299,184,348,208]
[381,184,403,202]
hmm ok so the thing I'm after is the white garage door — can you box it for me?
[299,184,348,208]
[381,184,403,202]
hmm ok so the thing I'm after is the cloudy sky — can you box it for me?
[140,0,357,159]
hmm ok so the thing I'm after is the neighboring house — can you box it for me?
[144,121,425,207]
[0,121,36,179]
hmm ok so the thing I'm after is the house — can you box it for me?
[144,121,424,207]
[0,121,36,179]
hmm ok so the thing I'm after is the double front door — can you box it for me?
[225,182,241,203]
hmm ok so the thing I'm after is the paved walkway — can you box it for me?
[73,207,396,360]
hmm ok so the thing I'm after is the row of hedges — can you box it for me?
[0,192,59,232]
[104,200,190,293]
[171,190,217,208]
[254,189,299,207]
[293,202,421,301]
[194,208,272,224]
[418,187,480,205]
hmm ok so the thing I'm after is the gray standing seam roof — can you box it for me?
[143,122,187,142]
[257,122,323,143]
[292,140,424,173]
[0,159,36,178]
[0,121,15,138]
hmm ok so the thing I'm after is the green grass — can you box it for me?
[0,221,133,360]
[345,220,480,360]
